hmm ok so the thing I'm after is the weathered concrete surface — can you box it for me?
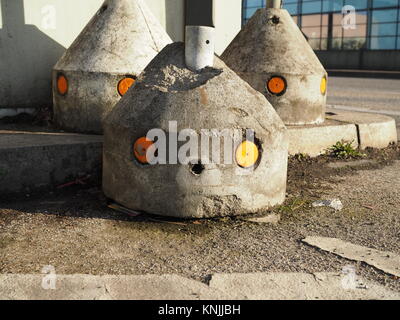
[287,109,397,156]
[103,42,288,218]
[0,274,225,300]
[326,110,398,149]
[1,272,398,300]
[287,120,358,156]
[0,131,102,194]
[209,272,400,300]
[222,8,327,125]
[53,0,172,134]
[303,237,400,278]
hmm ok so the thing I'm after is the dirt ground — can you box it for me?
[0,143,399,292]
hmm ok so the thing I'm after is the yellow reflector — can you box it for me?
[236,141,259,168]
[267,76,286,95]
[118,77,136,96]
[320,76,327,95]
[57,74,68,95]
[134,137,154,164]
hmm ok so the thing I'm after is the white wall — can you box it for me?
[0,0,242,109]
[215,0,242,55]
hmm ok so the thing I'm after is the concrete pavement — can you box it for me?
[0,130,102,194]
[1,272,399,300]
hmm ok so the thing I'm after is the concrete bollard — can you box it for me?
[102,0,288,218]
[52,0,172,134]
[221,5,328,126]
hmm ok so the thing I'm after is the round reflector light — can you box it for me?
[118,77,136,96]
[57,74,68,95]
[267,76,287,96]
[134,137,154,164]
[320,76,327,95]
[236,141,260,168]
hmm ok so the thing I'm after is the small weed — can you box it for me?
[292,153,310,162]
[327,140,366,159]
[277,198,311,219]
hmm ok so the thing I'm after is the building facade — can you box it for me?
[243,0,400,50]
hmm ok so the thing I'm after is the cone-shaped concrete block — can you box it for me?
[103,43,288,219]
[53,0,172,134]
[222,8,327,125]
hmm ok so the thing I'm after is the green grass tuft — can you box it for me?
[327,140,366,159]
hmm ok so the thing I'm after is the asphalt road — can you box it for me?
[327,76,400,138]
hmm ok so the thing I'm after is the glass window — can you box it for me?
[285,3,299,15]
[321,25,329,37]
[333,13,344,25]
[331,38,343,49]
[355,11,368,24]
[322,0,344,12]
[302,14,322,26]
[370,36,397,49]
[343,37,367,49]
[302,1,322,14]
[333,26,344,37]
[302,26,322,38]
[322,14,329,25]
[244,7,260,19]
[371,22,398,35]
[372,9,399,23]
[343,24,367,37]
[244,0,264,7]
[321,38,328,50]
[344,0,368,10]
[242,0,400,51]
[372,0,399,8]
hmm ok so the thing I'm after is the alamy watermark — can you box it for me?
[341,265,357,290]
[142,121,259,169]
[41,265,57,290]
[342,5,357,30]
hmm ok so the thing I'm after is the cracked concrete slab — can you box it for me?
[0,274,226,300]
[302,237,400,277]
[1,272,399,300]
[286,109,398,156]
[209,272,400,300]
[326,109,398,149]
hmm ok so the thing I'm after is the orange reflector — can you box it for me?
[57,74,68,95]
[134,137,154,164]
[236,141,259,168]
[118,77,136,96]
[320,76,327,95]
[267,76,286,95]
